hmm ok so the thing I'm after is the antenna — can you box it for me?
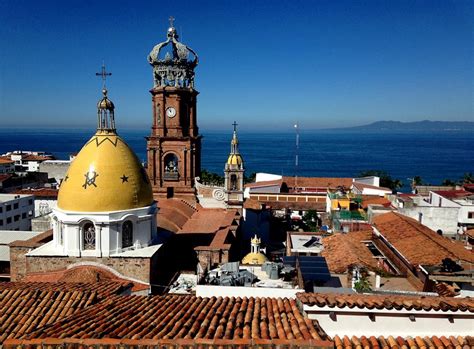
[294,122,299,190]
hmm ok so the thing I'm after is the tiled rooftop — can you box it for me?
[333,335,474,349]
[0,288,99,343]
[372,212,474,266]
[283,176,353,189]
[360,196,391,209]
[352,181,392,192]
[296,292,474,312]
[22,295,329,344]
[14,188,59,198]
[0,280,132,298]
[321,230,379,273]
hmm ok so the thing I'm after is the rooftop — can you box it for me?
[0,193,32,203]
[20,295,329,344]
[13,188,59,198]
[321,230,379,274]
[296,292,474,312]
[372,212,474,266]
[283,176,353,189]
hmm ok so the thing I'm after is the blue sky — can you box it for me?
[0,0,472,130]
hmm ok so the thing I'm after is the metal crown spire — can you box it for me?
[96,62,112,89]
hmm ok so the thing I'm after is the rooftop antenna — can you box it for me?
[294,122,299,190]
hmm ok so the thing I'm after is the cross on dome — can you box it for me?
[96,62,112,89]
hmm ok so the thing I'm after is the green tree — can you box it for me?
[302,210,318,231]
[200,169,224,186]
[358,170,402,191]
[442,179,456,186]
[244,172,256,184]
[413,176,423,186]
[461,172,473,184]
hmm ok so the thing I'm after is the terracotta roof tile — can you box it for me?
[372,212,474,265]
[0,280,131,298]
[360,195,392,209]
[321,231,380,273]
[21,295,329,344]
[13,188,58,198]
[332,335,474,349]
[296,292,474,312]
[283,176,353,189]
[432,190,471,199]
[0,157,14,164]
[245,179,283,188]
[0,288,100,343]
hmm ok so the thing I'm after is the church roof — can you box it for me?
[57,131,153,212]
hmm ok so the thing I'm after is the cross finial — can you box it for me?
[169,16,175,27]
[96,62,112,89]
[232,121,238,132]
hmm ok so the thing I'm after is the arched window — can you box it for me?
[83,222,96,250]
[164,153,179,180]
[122,221,133,248]
[230,174,237,190]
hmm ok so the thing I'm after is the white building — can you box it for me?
[0,158,15,174]
[0,194,34,231]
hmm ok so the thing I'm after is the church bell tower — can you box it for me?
[146,18,201,199]
[224,122,245,208]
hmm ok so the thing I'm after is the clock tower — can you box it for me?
[146,19,201,199]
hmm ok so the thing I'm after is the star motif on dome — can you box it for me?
[121,175,129,183]
[82,171,99,189]
[64,175,69,182]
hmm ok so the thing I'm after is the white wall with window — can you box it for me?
[33,203,157,257]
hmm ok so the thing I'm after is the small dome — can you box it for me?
[57,132,153,212]
[242,252,268,265]
[97,89,115,110]
[227,154,243,166]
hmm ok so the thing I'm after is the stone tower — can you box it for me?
[224,122,245,208]
[146,20,201,200]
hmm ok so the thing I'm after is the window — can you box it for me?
[22,212,26,219]
[14,215,20,222]
[468,212,474,219]
[0,207,2,213]
[6,205,11,212]
[28,199,33,205]
[230,174,237,190]
[13,203,19,209]
[6,217,12,224]
[0,219,3,226]
[122,221,133,248]
[82,222,96,250]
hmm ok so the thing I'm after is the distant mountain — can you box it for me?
[326,120,474,132]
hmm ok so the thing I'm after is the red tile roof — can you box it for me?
[245,179,283,188]
[22,265,145,293]
[372,212,474,266]
[0,174,13,182]
[0,157,14,164]
[13,188,58,198]
[321,231,380,273]
[22,154,54,161]
[432,190,471,199]
[360,196,391,209]
[0,280,131,298]
[21,295,329,344]
[296,292,474,312]
[333,335,474,349]
[0,288,99,343]
[283,176,353,189]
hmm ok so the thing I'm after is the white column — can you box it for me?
[97,225,102,257]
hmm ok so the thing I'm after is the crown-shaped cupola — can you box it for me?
[147,17,199,88]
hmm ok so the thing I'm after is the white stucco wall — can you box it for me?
[304,306,473,337]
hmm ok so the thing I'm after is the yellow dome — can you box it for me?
[242,252,268,265]
[58,131,153,212]
[227,154,243,166]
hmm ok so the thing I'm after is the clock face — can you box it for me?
[166,107,176,118]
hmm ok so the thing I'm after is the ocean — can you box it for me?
[0,128,473,192]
